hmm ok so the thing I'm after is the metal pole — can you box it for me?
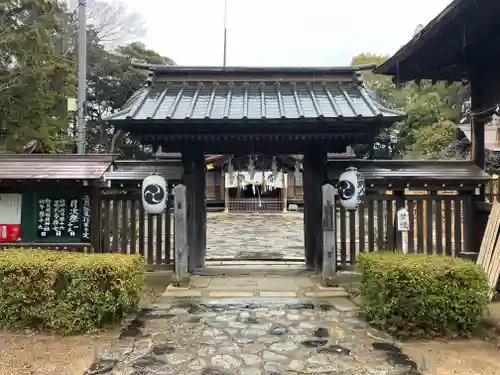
[223,0,227,67]
[77,0,87,154]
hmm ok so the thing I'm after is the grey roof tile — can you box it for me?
[104,160,183,181]
[106,81,405,122]
[0,154,116,180]
[327,160,490,182]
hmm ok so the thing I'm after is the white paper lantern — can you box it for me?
[338,167,365,211]
[142,175,167,214]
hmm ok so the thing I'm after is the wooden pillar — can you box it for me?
[393,190,405,251]
[471,73,485,200]
[282,173,288,212]
[90,186,102,252]
[182,151,206,271]
[303,150,327,269]
[224,178,230,213]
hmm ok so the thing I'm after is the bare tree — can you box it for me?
[85,0,146,48]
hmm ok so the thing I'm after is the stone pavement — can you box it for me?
[206,213,304,260]
[163,275,348,299]
[85,275,421,375]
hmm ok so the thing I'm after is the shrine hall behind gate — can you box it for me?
[105,64,406,272]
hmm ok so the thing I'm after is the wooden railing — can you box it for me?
[38,187,470,267]
[227,198,284,212]
[335,191,471,266]
[98,190,174,265]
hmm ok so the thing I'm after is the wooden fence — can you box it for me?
[227,197,284,212]
[98,189,174,265]
[91,186,472,268]
[335,190,471,267]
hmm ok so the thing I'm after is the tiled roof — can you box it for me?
[327,160,490,183]
[0,154,116,180]
[105,80,405,122]
[104,160,183,182]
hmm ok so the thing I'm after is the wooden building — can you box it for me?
[374,0,500,253]
[105,150,356,212]
[0,154,116,249]
[374,0,500,180]
[104,65,406,271]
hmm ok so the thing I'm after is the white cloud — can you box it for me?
[120,0,453,66]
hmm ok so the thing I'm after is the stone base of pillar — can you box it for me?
[170,274,191,288]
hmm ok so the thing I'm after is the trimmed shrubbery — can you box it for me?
[358,252,490,338]
[0,249,145,335]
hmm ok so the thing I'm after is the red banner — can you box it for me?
[0,194,22,242]
[0,224,21,242]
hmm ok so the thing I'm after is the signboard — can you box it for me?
[0,194,22,242]
[397,208,410,231]
[36,194,91,241]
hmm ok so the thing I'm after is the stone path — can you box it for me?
[163,275,349,299]
[206,213,304,260]
[86,298,420,375]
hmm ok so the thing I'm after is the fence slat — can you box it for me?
[102,199,111,251]
[138,203,146,257]
[130,200,137,254]
[416,200,424,252]
[349,210,356,264]
[120,199,128,253]
[164,205,172,263]
[147,214,154,264]
[386,199,394,250]
[425,197,433,253]
[358,203,365,253]
[111,200,119,251]
[454,199,462,255]
[368,200,375,251]
[444,200,452,255]
[339,205,347,267]
[156,212,163,264]
[376,200,384,250]
[407,199,415,253]
[435,198,443,254]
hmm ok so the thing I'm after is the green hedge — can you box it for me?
[358,252,490,338]
[0,249,145,335]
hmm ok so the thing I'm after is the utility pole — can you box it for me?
[77,0,87,154]
[223,0,227,67]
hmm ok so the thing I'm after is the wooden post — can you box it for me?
[471,73,485,201]
[193,152,206,269]
[303,150,327,269]
[224,168,230,212]
[394,190,405,251]
[236,171,241,198]
[172,184,189,287]
[493,174,499,202]
[282,172,288,212]
[322,183,336,285]
[182,151,206,271]
[220,170,225,201]
[90,186,102,252]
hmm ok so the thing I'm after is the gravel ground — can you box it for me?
[0,287,164,375]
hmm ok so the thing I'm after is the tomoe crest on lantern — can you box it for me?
[338,167,365,211]
[142,175,167,215]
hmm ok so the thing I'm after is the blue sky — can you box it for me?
[121,0,452,66]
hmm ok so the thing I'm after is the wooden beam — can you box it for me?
[137,140,361,154]
[303,149,327,269]
[181,151,206,271]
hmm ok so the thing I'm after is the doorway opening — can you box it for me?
[205,154,305,264]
